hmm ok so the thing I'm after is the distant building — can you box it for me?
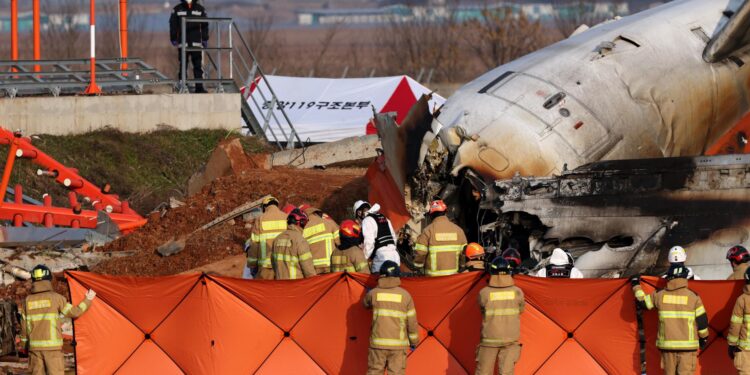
[0,12,87,32]
[297,5,413,26]
[297,1,629,26]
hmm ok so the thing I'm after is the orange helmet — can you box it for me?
[465,243,485,259]
[340,220,361,239]
[429,200,448,214]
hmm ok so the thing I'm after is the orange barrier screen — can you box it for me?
[66,271,644,374]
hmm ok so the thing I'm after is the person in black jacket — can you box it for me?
[169,0,209,93]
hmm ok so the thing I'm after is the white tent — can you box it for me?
[246,75,445,143]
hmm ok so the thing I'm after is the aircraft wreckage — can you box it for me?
[372,0,750,279]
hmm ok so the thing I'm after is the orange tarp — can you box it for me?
[66,271,643,374]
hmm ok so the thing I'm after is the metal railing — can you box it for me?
[0,58,171,98]
[180,17,302,149]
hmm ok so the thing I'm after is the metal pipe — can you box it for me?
[0,134,21,206]
[84,0,102,94]
[120,0,128,72]
[33,0,40,72]
[10,0,18,62]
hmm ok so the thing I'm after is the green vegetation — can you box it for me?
[0,127,271,214]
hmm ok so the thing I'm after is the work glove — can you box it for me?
[171,40,178,47]
[699,337,708,351]
[85,289,97,301]
[629,275,640,287]
[202,41,208,49]
[729,345,739,360]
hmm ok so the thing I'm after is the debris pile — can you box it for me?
[93,167,368,276]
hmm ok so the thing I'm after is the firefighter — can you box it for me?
[359,201,401,273]
[463,243,486,272]
[363,261,419,375]
[169,0,209,93]
[301,205,339,274]
[414,200,468,277]
[728,267,750,372]
[665,246,700,280]
[246,196,287,280]
[20,265,96,375]
[727,245,750,280]
[476,257,525,375]
[502,248,530,275]
[271,208,316,280]
[632,264,709,375]
[330,220,370,273]
[535,248,584,278]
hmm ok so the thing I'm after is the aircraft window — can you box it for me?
[478,71,514,94]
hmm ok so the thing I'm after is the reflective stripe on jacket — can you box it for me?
[728,285,750,350]
[330,245,370,273]
[271,225,317,280]
[363,277,419,349]
[247,205,288,269]
[302,211,339,271]
[478,274,525,347]
[20,280,90,351]
[414,216,467,277]
[633,278,709,350]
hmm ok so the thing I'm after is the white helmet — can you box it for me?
[353,200,370,214]
[668,246,687,263]
[550,248,570,266]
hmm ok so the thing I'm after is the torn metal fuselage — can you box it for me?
[373,0,750,275]
[480,154,750,279]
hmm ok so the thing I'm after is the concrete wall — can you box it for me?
[0,93,241,135]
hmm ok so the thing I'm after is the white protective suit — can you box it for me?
[361,204,400,273]
[536,248,584,278]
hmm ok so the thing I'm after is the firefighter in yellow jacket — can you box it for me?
[476,257,525,375]
[728,266,750,373]
[247,196,288,280]
[727,245,750,280]
[271,208,317,280]
[363,261,419,375]
[20,265,96,375]
[302,205,339,274]
[632,264,709,375]
[414,200,467,277]
[330,220,369,273]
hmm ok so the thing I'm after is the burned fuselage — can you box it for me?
[478,154,750,279]
[372,0,750,278]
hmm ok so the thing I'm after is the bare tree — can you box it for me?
[45,0,87,60]
[461,5,545,70]
[552,0,612,38]
[311,22,342,76]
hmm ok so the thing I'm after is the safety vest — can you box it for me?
[271,226,316,280]
[478,275,525,347]
[331,245,369,273]
[546,264,572,278]
[368,213,395,252]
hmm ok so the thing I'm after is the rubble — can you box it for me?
[186,138,257,196]
[93,167,368,276]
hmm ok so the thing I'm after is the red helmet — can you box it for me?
[287,208,309,228]
[298,203,312,212]
[429,200,448,215]
[281,203,296,214]
[340,220,361,239]
[502,248,522,267]
[727,245,750,264]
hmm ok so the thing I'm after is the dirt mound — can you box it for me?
[92,167,368,276]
